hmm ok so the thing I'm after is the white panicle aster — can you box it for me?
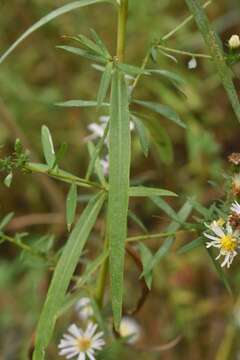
[76,297,94,321]
[58,322,105,360]
[119,316,142,344]
[204,220,240,268]
[228,34,240,49]
[231,201,240,215]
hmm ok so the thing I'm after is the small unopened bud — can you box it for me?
[232,173,240,196]
[228,152,240,165]
[228,34,240,49]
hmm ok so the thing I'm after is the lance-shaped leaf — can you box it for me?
[108,69,130,330]
[33,192,105,359]
[66,183,77,231]
[41,126,55,168]
[129,186,177,197]
[0,0,111,64]
[97,62,113,108]
[185,0,240,122]
[55,100,109,107]
[134,100,186,128]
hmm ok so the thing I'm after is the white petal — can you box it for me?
[77,353,86,360]
[87,351,96,360]
[68,324,82,338]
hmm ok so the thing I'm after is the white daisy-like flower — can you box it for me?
[204,220,240,268]
[228,34,240,49]
[119,316,142,344]
[231,201,240,215]
[76,297,94,321]
[58,322,105,360]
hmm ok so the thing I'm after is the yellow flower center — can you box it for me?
[220,235,237,251]
[77,337,91,352]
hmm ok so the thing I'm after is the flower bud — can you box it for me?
[228,34,240,49]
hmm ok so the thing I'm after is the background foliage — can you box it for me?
[1,0,240,359]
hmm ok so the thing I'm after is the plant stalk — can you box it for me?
[116,0,128,62]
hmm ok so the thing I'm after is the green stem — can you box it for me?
[161,0,212,41]
[116,0,128,62]
[157,44,211,59]
[2,233,52,263]
[25,162,105,191]
[127,229,196,242]
[95,234,109,307]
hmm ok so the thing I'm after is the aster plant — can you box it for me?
[1,0,240,359]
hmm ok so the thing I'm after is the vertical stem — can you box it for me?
[116,0,128,62]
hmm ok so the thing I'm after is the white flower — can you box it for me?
[204,221,240,268]
[58,322,105,360]
[228,34,240,49]
[231,201,240,215]
[86,123,107,141]
[188,57,197,69]
[119,316,142,344]
[100,156,109,175]
[76,297,94,321]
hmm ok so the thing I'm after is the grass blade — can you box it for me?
[0,0,110,64]
[33,191,105,359]
[108,69,130,330]
[55,100,109,107]
[185,0,240,122]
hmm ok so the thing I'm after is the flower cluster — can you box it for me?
[58,296,142,359]
[204,201,240,268]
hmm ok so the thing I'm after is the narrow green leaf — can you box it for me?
[177,236,203,254]
[141,200,193,277]
[139,243,153,289]
[149,69,186,84]
[66,183,77,231]
[138,114,174,165]
[118,63,150,77]
[97,62,113,108]
[85,122,109,181]
[33,191,105,359]
[0,0,110,65]
[90,29,110,58]
[129,186,177,197]
[141,237,173,277]
[41,126,55,168]
[59,248,109,316]
[185,0,240,122]
[151,197,180,222]
[108,69,130,330]
[134,100,186,128]
[131,116,150,157]
[71,34,105,56]
[55,100,109,107]
[57,45,106,64]
[128,210,148,233]
[0,212,14,231]
[87,142,107,186]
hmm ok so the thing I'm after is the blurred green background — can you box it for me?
[1,0,240,359]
